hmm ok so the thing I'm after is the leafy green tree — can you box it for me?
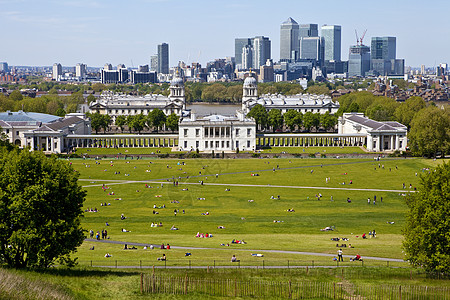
[268,109,283,132]
[115,115,127,133]
[55,108,66,117]
[86,94,96,103]
[307,85,330,95]
[148,109,167,132]
[9,90,23,101]
[0,150,86,268]
[129,114,146,133]
[283,110,301,131]
[166,113,179,132]
[247,104,268,131]
[48,88,59,95]
[303,112,320,132]
[201,83,227,102]
[88,112,107,134]
[91,83,105,93]
[408,106,450,157]
[365,97,399,121]
[66,103,78,114]
[394,96,426,128]
[403,162,450,274]
[320,112,337,131]
[102,114,111,132]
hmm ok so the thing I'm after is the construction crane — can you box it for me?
[355,29,367,46]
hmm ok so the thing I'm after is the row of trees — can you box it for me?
[247,104,338,132]
[88,109,179,134]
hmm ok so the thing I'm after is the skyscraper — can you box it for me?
[371,37,396,60]
[300,37,322,61]
[252,36,271,69]
[321,25,341,61]
[157,43,169,74]
[299,24,318,38]
[280,17,299,62]
[348,45,370,77]
[52,63,62,81]
[235,38,252,69]
[235,37,271,70]
[0,62,8,73]
[370,37,404,75]
[242,45,253,70]
[75,63,87,80]
[150,55,158,72]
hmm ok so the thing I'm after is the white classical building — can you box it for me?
[178,111,256,152]
[241,75,340,115]
[89,75,186,122]
[0,111,91,153]
[338,113,407,152]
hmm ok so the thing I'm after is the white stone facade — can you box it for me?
[338,113,407,152]
[89,76,186,122]
[178,112,256,152]
[242,75,340,115]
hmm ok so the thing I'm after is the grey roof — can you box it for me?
[0,111,61,124]
[346,114,406,132]
[47,116,82,131]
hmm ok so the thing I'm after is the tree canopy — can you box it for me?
[403,162,450,274]
[247,104,268,131]
[0,149,86,268]
[408,106,450,157]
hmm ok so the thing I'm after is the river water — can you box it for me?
[186,103,241,116]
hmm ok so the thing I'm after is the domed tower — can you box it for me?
[169,74,186,110]
[242,74,258,114]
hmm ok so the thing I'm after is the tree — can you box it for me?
[115,115,126,133]
[268,109,283,132]
[247,104,268,131]
[303,112,320,132]
[320,112,337,132]
[88,112,107,134]
[86,94,96,103]
[408,106,450,157]
[148,109,167,132]
[403,162,450,274]
[102,114,111,133]
[166,113,179,132]
[307,85,330,95]
[128,114,146,133]
[394,96,426,129]
[365,97,399,121]
[9,90,23,101]
[283,110,301,131]
[0,150,86,268]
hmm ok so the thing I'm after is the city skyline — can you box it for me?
[0,0,448,68]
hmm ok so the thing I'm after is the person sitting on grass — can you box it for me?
[231,255,239,262]
[157,254,166,261]
[105,253,112,258]
[350,254,362,261]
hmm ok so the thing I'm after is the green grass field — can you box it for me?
[71,156,443,267]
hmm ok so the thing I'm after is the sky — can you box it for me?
[1,0,449,68]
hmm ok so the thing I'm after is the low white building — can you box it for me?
[242,75,340,115]
[338,113,407,152]
[179,111,256,152]
[0,111,91,153]
[89,75,186,122]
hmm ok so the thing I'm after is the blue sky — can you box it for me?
[1,0,448,68]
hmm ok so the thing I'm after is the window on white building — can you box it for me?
[196,141,199,148]
[247,128,251,136]
[205,128,209,137]
[221,141,224,148]
[247,140,250,148]
[184,141,187,148]
[205,141,208,148]
[215,141,219,148]
[236,128,240,136]
[184,129,188,137]
[195,129,200,137]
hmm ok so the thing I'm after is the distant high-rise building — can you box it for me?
[299,24,318,38]
[52,63,62,81]
[259,59,274,82]
[75,63,87,80]
[0,62,8,73]
[242,45,253,70]
[321,25,341,61]
[300,37,322,61]
[371,37,396,60]
[157,43,169,74]
[280,17,299,61]
[235,38,252,69]
[235,36,271,70]
[421,64,425,75]
[348,45,370,77]
[370,37,404,76]
[150,55,158,72]
[252,36,271,69]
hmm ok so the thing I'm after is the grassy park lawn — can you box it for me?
[71,156,444,267]
[257,146,367,154]
[75,147,176,155]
